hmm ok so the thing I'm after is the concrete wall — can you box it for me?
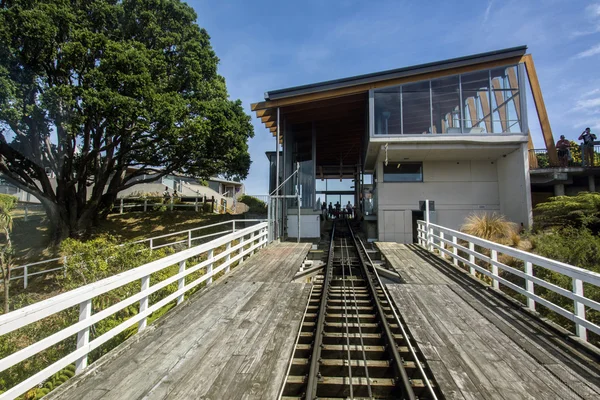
[497,143,533,228]
[377,160,501,243]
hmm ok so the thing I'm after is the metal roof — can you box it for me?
[264,46,527,100]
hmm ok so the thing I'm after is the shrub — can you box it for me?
[534,192,600,234]
[238,195,267,215]
[461,212,518,244]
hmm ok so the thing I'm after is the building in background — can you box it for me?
[253,46,553,243]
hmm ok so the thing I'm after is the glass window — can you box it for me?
[401,81,431,134]
[374,87,401,135]
[461,70,490,133]
[383,162,423,182]
[431,76,461,134]
[490,66,521,133]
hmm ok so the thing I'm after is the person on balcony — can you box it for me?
[556,135,570,167]
[579,128,597,167]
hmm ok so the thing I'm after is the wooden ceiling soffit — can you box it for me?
[251,56,525,111]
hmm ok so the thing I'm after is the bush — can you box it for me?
[534,192,600,234]
[238,195,267,215]
[461,212,518,244]
[0,237,172,397]
[530,227,600,343]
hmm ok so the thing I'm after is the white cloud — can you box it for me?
[587,3,600,17]
[573,97,600,112]
[583,88,600,97]
[575,43,600,58]
[483,1,494,24]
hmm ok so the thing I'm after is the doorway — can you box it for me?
[411,210,424,243]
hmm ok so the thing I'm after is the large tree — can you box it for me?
[0,0,253,242]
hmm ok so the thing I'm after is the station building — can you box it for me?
[253,46,552,243]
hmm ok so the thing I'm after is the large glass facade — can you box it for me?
[372,64,523,135]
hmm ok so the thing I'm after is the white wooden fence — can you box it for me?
[3,219,265,289]
[0,222,268,400]
[112,195,232,214]
[417,220,600,346]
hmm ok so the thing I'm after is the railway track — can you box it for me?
[280,220,441,400]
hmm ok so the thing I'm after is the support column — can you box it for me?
[554,184,565,196]
[275,107,280,240]
[589,175,596,192]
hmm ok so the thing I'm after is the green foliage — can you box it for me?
[569,141,582,165]
[534,192,600,234]
[238,195,267,215]
[530,227,600,341]
[0,194,16,232]
[531,227,600,272]
[0,0,254,240]
[535,153,549,168]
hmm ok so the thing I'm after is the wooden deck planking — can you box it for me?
[49,242,311,400]
[227,242,310,283]
[380,243,600,400]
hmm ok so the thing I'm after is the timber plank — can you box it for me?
[383,243,600,400]
[49,243,312,400]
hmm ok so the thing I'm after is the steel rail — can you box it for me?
[306,221,336,400]
[276,284,315,400]
[341,236,354,399]
[344,236,373,398]
[356,235,439,400]
[346,220,417,400]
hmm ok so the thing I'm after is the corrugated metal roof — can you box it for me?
[264,46,527,100]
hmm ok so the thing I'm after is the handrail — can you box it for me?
[4,219,266,288]
[416,220,600,346]
[0,222,268,400]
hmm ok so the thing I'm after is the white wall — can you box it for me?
[497,143,533,228]
[377,160,501,243]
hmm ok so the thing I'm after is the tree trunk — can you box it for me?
[40,198,96,245]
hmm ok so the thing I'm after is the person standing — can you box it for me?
[579,127,597,167]
[556,135,570,167]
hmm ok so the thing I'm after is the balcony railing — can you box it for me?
[529,145,600,169]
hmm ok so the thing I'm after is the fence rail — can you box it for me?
[112,195,228,214]
[0,222,268,400]
[530,145,600,168]
[3,219,265,289]
[417,220,600,347]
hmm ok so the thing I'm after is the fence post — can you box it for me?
[120,198,124,214]
[195,196,198,212]
[468,242,475,276]
[232,220,236,232]
[75,299,92,374]
[23,265,28,289]
[428,226,434,252]
[144,199,148,212]
[452,236,458,266]
[573,278,587,341]
[24,206,28,222]
[439,231,446,259]
[177,260,186,305]
[138,275,151,331]
[206,249,214,285]
[211,196,215,213]
[239,235,246,265]
[525,261,536,311]
[225,241,232,273]
[188,230,192,248]
[149,238,154,251]
[249,232,255,256]
[170,197,174,211]
[491,249,499,290]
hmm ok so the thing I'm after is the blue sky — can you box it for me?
[190,0,600,194]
